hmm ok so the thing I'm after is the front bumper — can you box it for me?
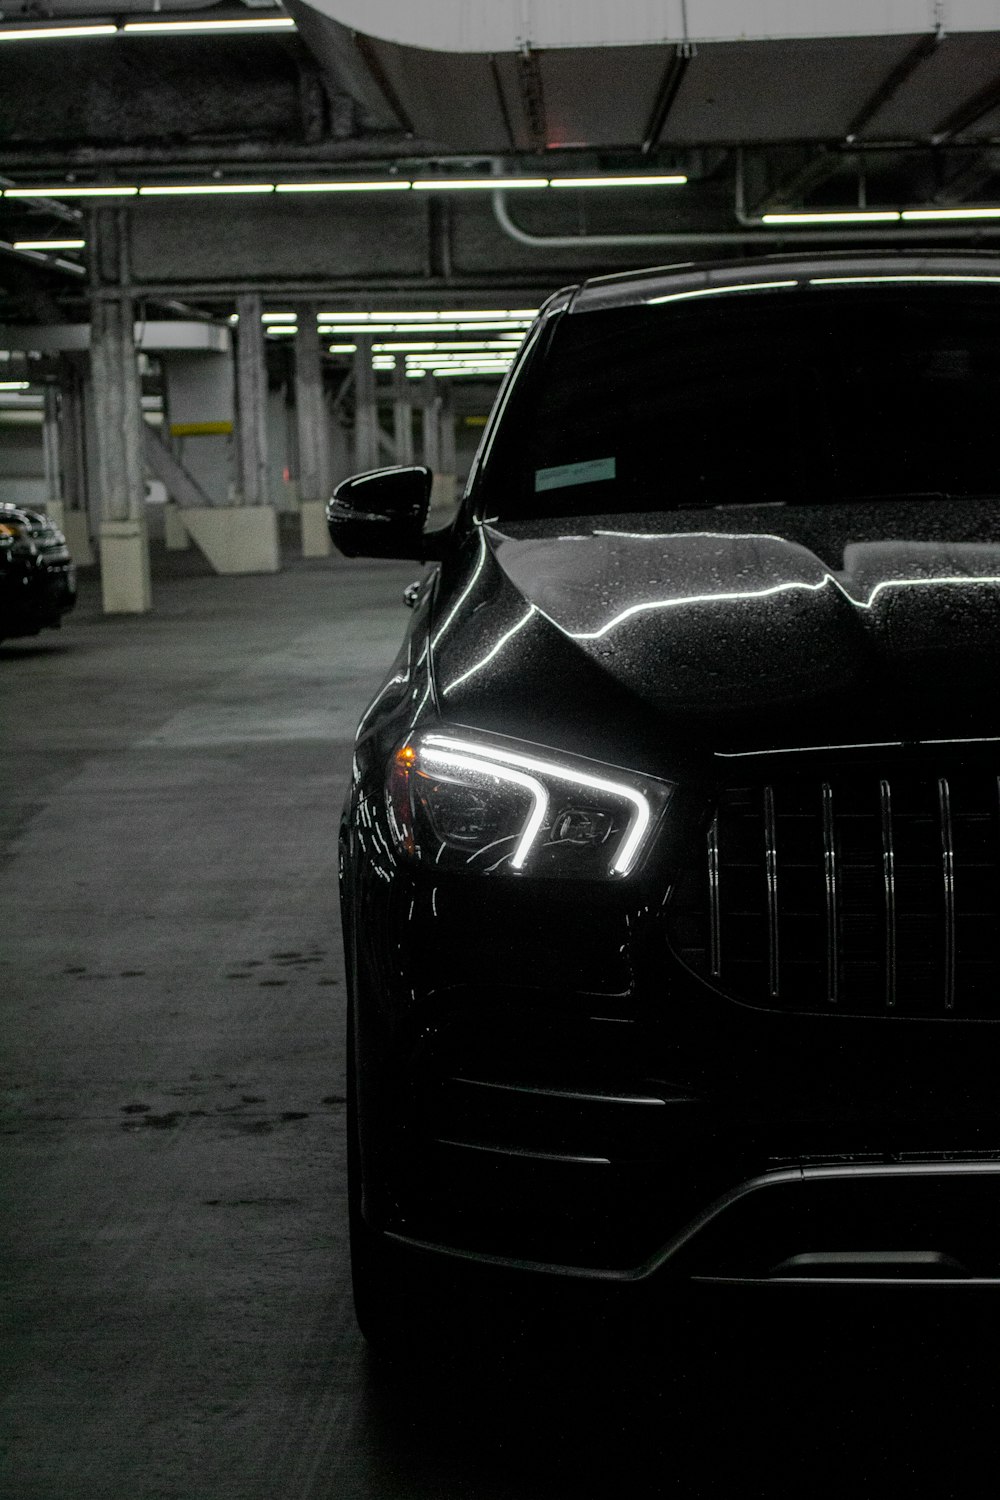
[390,1158,1000,1287]
[350,853,1000,1285]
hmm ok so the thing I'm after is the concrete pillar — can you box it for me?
[163,502,190,550]
[329,404,352,489]
[91,293,151,614]
[432,380,458,517]
[57,357,94,565]
[392,359,414,466]
[235,293,269,507]
[353,334,378,473]
[439,381,456,478]
[186,292,279,573]
[41,384,63,531]
[295,304,332,556]
[420,374,441,473]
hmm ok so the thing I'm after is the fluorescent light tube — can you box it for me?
[275,181,411,193]
[761,210,900,224]
[327,344,357,353]
[900,207,1000,221]
[317,322,529,335]
[4,185,137,197]
[12,238,85,250]
[412,178,548,191]
[139,184,274,195]
[0,24,116,41]
[123,17,295,33]
[374,341,519,352]
[316,309,536,322]
[431,366,508,377]
[550,175,687,188]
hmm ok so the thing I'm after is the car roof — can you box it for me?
[569,249,1000,314]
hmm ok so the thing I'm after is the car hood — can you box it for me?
[429,498,1000,764]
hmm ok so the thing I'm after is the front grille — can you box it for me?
[668,765,1000,1017]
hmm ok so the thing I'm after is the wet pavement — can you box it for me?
[2,542,998,1498]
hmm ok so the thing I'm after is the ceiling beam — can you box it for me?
[843,31,943,142]
[933,74,1000,144]
[641,43,694,156]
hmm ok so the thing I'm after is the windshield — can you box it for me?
[478,285,1000,519]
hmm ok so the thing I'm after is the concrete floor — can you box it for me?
[2,543,999,1498]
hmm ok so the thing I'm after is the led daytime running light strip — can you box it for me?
[420,749,548,870]
[422,735,652,876]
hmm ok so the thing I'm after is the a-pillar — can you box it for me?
[353,334,379,473]
[294,303,332,557]
[91,292,151,614]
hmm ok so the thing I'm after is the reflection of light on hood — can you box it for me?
[432,528,487,649]
[566,572,1000,643]
[568,577,835,640]
[443,605,536,694]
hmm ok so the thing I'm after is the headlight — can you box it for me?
[385,731,672,879]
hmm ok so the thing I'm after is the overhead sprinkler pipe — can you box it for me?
[492,152,1000,249]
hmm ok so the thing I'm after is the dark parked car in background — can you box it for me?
[330,253,1000,1347]
[0,502,76,644]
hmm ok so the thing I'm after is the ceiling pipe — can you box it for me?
[493,151,1000,249]
[0,240,86,276]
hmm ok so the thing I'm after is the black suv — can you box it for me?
[331,253,1000,1344]
[0,502,76,644]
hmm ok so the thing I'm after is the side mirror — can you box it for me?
[326,465,440,561]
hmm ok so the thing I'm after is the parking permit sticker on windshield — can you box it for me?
[534,457,616,492]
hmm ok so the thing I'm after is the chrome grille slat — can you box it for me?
[821,781,838,1005]
[939,776,956,1012]
[667,762,1000,1019]
[763,784,779,999]
[707,813,722,978]
[879,778,897,1011]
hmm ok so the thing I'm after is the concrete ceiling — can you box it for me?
[3,0,1000,322]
